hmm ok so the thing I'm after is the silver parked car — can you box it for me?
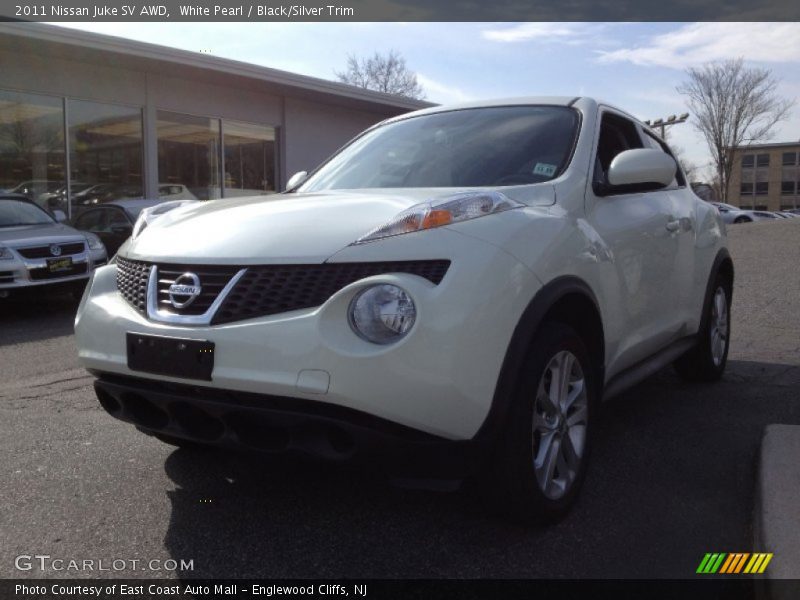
[710,202,772,224]
[0,194,107,298]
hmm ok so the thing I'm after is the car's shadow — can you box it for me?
[0,291,78,347]
[161,360,800,579]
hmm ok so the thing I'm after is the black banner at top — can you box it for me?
[2,0,799,22]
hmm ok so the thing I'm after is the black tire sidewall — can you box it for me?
[492,321,597,523]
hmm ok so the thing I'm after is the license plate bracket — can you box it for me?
[126,332,214,381]
[47,256,73,272]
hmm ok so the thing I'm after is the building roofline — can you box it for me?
[730,141,800,151]
[0,22,434,112]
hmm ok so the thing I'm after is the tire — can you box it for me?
[733,216,751,224]
[485,321,597,524]
[673,273,731,382]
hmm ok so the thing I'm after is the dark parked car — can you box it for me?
[71,198,198,256]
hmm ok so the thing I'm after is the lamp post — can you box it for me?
[644,113,689,139]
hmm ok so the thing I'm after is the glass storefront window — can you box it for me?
[67,99,143,216]
[223,120,276,197]
[157,111,220,201]
[0,89,65,210]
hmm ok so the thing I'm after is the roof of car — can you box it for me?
[0,193,37,202]
[372,97,639,129]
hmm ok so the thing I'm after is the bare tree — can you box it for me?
[335,50,425,100]
[676,58,794,200]
[661,128,700,183]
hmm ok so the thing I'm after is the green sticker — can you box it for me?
[533,163,557,177]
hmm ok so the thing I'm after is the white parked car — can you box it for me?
[710,202,774,224]
[75,98,733,522]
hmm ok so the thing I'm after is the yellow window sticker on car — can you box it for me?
[533,163,557,177]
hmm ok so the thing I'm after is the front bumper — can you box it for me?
[76,229,541,440]
[0,249,107,290]
[93,372,480,478]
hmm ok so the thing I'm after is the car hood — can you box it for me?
[0,222,86,246]
[125,191,418,263]
[124,187,553,264]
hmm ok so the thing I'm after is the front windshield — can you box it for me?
[300,105,579,191]
[0,200,54,227]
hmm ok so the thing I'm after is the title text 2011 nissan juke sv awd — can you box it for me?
[75,97,733,522]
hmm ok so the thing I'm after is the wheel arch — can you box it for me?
[473,275,605,446]
[699,247,734,332]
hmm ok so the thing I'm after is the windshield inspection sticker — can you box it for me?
[533,163,557,177]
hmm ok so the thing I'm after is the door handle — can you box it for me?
[665,219,681,232]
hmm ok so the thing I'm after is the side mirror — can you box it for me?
[607,149,676,190]
[285,171,308,192]
[53,209,67,223]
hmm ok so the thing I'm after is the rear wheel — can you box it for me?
[486,322,596,524]
[674,274,731,381]
[733,216,751,224]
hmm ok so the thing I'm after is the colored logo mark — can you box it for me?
[697,553,773,574]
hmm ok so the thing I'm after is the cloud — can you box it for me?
[416,74,473,104]
[597,22,800,68]
[481,23,580,43]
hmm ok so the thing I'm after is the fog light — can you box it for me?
[348,284,416,344]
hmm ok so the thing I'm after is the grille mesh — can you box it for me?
[114,257,450,324]
[116,257,151,314]
[212,261,450,325]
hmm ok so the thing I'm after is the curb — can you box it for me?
[754,424,800,600]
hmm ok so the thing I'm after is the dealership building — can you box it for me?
[0,22,429,216]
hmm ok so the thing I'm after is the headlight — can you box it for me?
[354,190,523,244]
[348,284,416,344]
[85,234,105,252]
[0,246,13,260]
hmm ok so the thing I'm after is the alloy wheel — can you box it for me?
[532,350,589,500]
[710,286,729,367]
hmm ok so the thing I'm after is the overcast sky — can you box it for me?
[53,22,800,180]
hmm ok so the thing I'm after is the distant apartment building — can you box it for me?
[728,142,800,210]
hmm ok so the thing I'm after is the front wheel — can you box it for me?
[486,322,596,524]
[674,275,731,381]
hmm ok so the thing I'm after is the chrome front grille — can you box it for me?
[154,265,241,316]
[115,257,450,325]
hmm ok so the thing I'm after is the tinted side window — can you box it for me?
[596,113,643,174]
[74,209,106,232]
[107,208,131,227]
[592,113,643,194]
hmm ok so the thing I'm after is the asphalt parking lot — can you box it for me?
[1,220,799,580]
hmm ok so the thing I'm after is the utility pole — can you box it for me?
[644,112,689,139]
